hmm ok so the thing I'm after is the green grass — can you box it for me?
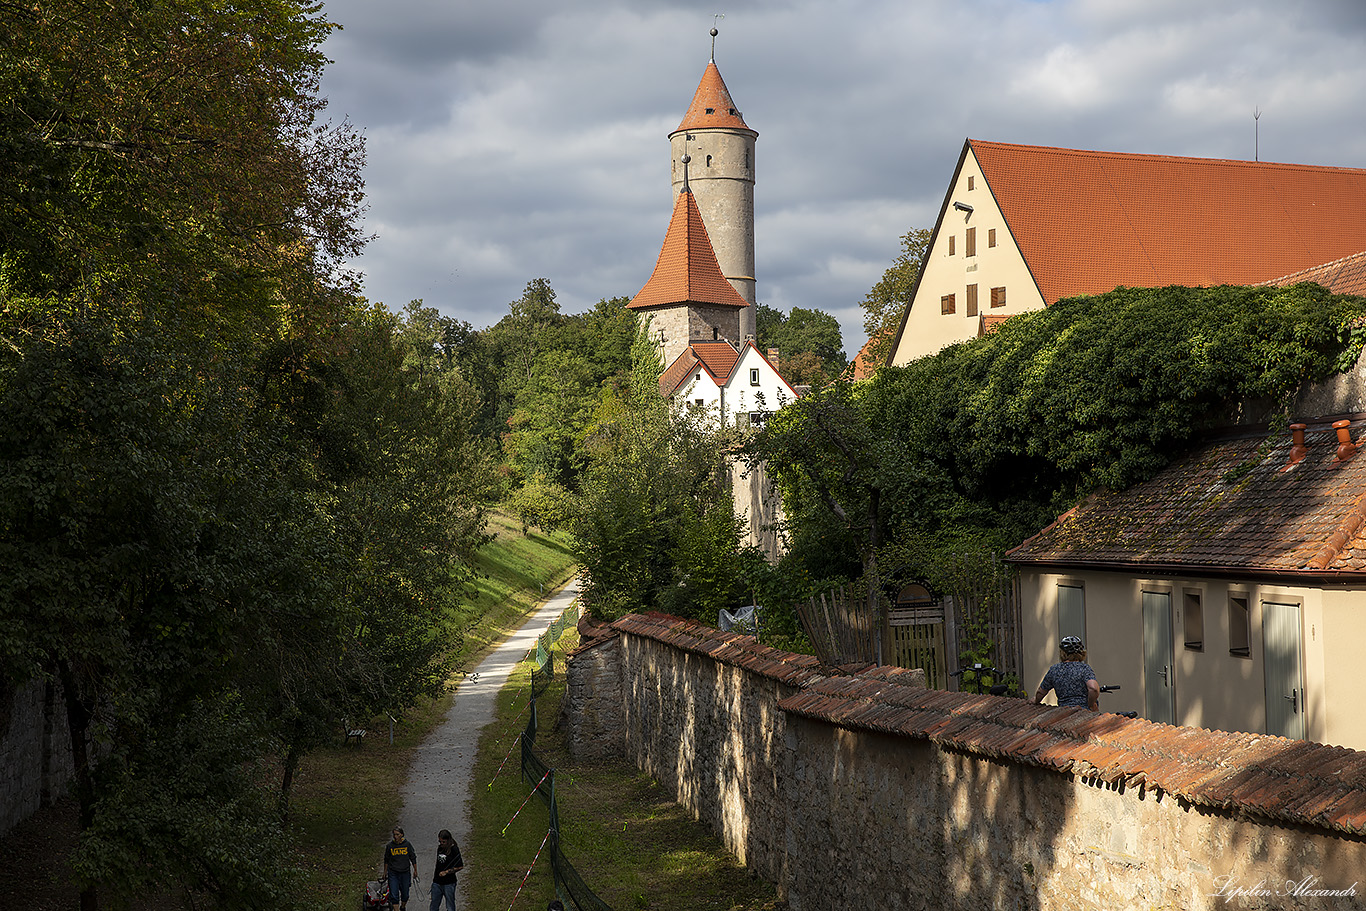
[463,631,784,911]
[290,511,578,911]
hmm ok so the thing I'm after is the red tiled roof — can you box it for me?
[979,314,1011,336]
[628,189,750,312]
[691,341,740,382]
[613,612,828,688]
[673,61,754,135]
[1008,421,1366,576]
[970,140,1366,307]
[779,667,1366,835]
[1262,250,1366,298]
[842,334,883,381]
[658,348,701,398]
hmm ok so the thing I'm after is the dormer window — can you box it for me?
[705,107,714,114]
[728,108,736,115]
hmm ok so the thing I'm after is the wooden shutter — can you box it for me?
[948,235,955,255]
[990,286,1006,308]
[965,227,976,257]
[988,228,996,248]
[941,294,955,315]
[966,284,978,317]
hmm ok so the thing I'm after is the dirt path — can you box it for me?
[396,577,580,910]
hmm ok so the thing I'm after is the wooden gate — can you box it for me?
[889,583,947,690]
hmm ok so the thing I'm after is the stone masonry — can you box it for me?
[567,611,1366,910]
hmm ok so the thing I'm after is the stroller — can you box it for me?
[362,879,390,911]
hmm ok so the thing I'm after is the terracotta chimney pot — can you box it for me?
[1333,420,1358,462]
[1287,423,1309,467]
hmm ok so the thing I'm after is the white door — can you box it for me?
[1142,591,1175,724]
[1262,601,1305,740]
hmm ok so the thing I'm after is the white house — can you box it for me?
[658,339,795,429]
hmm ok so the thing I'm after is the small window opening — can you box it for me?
[965,227,976,257]
[967,176,975,190]
[1228,596,1250,656]
[966,284,978,318]
[706,154,712,168]
[941,294,955,315]
[948,236,956,256]
[712,327,718,340]
[705,107,714,114]
[990,286,1006,308]
[728,108,736,115]
[1183,591,1203,650]
[694,398,704,407]
[749,368,759,386]
[988,228,997,248]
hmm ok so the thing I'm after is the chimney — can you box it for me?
[1285,423,1309,469]
[1333,420,1358,463]
[767,347,779,372]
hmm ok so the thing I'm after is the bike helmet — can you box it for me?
[1060,635,1085,654]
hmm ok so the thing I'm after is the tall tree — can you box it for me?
[861,227,932,365]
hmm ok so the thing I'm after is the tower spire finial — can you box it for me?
[710,16,723,61]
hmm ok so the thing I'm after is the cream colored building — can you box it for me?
[1009,418,1366,751]
[888,140,1366,365]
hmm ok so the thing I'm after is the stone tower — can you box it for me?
[669,34,757,340]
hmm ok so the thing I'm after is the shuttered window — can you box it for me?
[966,284,978,317]
[965,227,976,257]
[941,294,955,315]
[990,286,1006,308]
[988,228,997,248]
[948,235,955,255]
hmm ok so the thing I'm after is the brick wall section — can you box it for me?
[1,679,73,835]
[594,612,1366,910]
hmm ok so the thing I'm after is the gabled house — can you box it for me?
[659,338,795,428]
[887,140,1366,364]
[1007,416,1366,750]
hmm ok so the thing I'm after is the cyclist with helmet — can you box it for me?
[1033,636,1099,711]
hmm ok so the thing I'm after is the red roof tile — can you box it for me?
[673,61,754,135]
[970,140,1366,307]
[612,612,825,688]
[629,189,750,312]
[1263,250,1366,298]
[1008,421,1366,576]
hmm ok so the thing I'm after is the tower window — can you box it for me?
[705,107,714,114]
[706,155,712,168]
[729,108,736,115]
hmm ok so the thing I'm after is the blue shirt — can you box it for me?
[1039,660,1096,708]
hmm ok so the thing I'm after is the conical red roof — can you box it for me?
[628,189,749,311]
[673,61,754,135]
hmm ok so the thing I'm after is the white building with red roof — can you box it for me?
[888,140,1366,364]
[659,339,796,429]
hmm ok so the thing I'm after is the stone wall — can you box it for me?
[563,629,624,763]
[0,678,73,835]
[591,613,1366,911]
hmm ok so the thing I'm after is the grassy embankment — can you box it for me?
[461,630,783,911]
[291,510,578,910]
[292,511,783,910]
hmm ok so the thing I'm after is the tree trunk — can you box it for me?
[57,661,100,911]
[279,741,301,822]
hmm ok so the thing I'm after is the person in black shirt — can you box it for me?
[429,829,464,911]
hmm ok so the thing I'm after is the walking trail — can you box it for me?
[397,576,580,911]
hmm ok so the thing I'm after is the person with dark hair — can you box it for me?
[429,829,464,911]
[379,826,418,911]
[1032,635,1099,710]
[547,902,566,911]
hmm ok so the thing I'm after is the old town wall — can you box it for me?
[577,612,1366,910]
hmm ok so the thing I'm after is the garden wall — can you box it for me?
[0,679,73,835]
[570,612,1366,910]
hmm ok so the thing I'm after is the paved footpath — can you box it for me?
[396,576,579,910]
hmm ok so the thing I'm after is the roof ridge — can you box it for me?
[1306,479,1366,570]
[968,138,1366,174]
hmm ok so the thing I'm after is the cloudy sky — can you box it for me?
[316,0,1366,356]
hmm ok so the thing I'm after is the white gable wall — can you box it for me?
[724,344,793,428]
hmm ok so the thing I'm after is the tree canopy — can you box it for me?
[860,227,932,365]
